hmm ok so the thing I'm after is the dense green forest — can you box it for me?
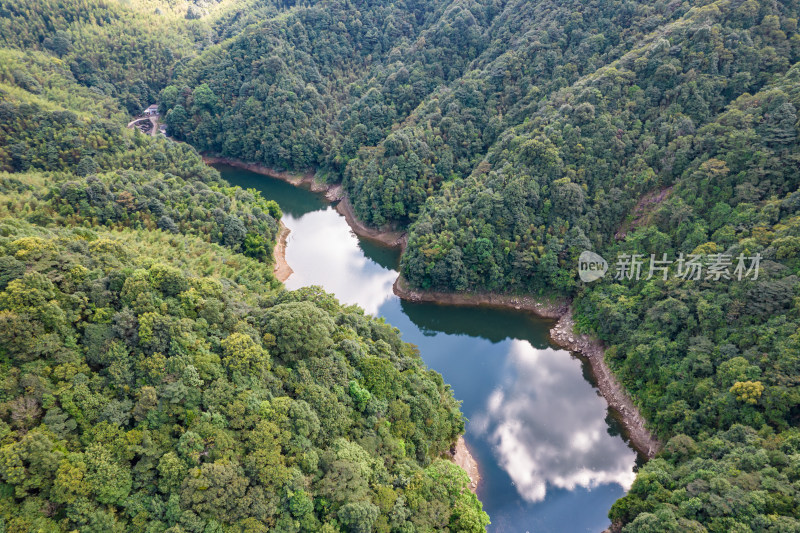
[3,0,800,530]
[0,11,489,532]
[155,0,800,530]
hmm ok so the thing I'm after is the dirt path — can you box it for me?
[127,116,159,136]
[273,221,293,283]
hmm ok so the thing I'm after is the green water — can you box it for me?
[220,164,639,533]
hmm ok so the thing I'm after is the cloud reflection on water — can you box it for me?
[220,165,637,532]
[472,340,637,503]
[282,209,396,315]
[283,208,637,504]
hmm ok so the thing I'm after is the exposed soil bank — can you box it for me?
[273,221,292,283]
[203,155,315,187]
[204,156,405,246]
[393,276,661,459]
[334,196,407,248]
[208,154,659,467]
[448,436,481,492]
[393,276,569,318]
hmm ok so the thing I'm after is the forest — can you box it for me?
[2,0,800,530]
[0,11,489,532]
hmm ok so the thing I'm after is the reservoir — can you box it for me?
[218,164,639,533]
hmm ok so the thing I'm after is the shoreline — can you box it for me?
[204,155,407,247]
[334,195,408,249]
[203,155,316,187]
[393,276,661,459]
[448,436,481,492]
[549,312,661,458]
[392,276,569,318]
[273,221,293,283]
[207,155,660,459]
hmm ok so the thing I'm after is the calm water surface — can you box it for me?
[219,165,639,533]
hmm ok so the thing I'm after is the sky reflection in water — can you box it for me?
[281,207,636,501]
[473,340,636,503]
[219,165,637,532]
[283,209,396,315]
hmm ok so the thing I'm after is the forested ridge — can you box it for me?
[0,9,489,532]
[2,0,800,530]
[161,1,800,530]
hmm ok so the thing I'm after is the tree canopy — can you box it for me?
[3,0,800,529]
[0,20,488,531]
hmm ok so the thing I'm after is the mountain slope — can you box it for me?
[0,40,488,532]
[3,0,800,530]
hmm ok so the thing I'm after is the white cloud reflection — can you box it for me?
[283,209,397,315]
[472,340,637,502]
[280,206,636,504]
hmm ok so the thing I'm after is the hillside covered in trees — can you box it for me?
[0,11,488,532]
[3,0,800,530]
[157,1,800,530]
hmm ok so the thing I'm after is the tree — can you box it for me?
[76,156,99,176]
[160,85,179,113]
[348,381,371,412]
[730,381,764,405]
[243,233,268,260]
[84,444,131,505]
[192,84,217,110]
[223,215,247,247]
[165,105,189,137]
[262,302,335,362]
[180,461,249,522]
[157,452,187,494]
[339,501,380,533]
[220,332,269,375]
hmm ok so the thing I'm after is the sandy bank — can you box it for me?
[448,436,480,493]
[273,221,293,283]
[393,276,661,459]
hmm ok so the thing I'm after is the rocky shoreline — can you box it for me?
[203,155,406,247]
[448,436,480,492]
[208,156,659,486]
[393,275,661,459]
[392,276,569,318]
[549,312,661,458]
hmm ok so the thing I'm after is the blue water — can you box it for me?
[220,164,638,533]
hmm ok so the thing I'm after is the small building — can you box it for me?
[143,104,159,116]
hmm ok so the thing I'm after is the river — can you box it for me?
[218,164,640,533]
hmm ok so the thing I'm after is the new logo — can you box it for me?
[578,251,608,283]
